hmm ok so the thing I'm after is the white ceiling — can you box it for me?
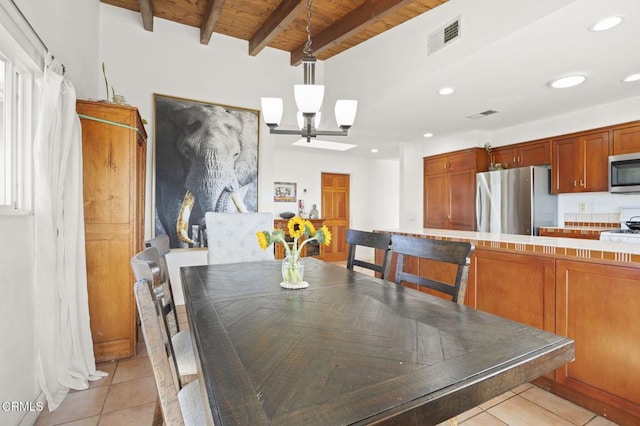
[275,0,640,159]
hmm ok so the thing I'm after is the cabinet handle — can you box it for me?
[513,156,516,163]
[580,179,585,187]
[573,180,577,187]
[517,156,521,163]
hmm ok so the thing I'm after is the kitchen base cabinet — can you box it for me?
[554,260,640,422]
[469,250,555,332]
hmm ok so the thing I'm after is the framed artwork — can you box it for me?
[274,182,297,202]
[154,93,260,248]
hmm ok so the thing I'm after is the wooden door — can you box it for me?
[423,173,449,228]
[555,260,640,414]
[321,173,349,261]
[448,169,476,230]
[582,131,609,192]
[492,146,517,168]
[552,136,580,193]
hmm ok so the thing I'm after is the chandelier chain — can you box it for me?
[303,0,313,56]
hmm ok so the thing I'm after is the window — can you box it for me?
[0,0,41,213]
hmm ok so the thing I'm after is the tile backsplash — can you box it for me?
[564,212,620,227]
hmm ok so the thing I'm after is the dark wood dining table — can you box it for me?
[181,258,574,425]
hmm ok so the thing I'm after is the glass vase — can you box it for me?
[280,252,308,289]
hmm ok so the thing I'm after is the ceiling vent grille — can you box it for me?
[428,16,461,55]
[467,110,500,119]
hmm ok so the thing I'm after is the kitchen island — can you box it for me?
[375,228,640,426]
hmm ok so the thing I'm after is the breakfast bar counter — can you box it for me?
[374,228,640,425]
[375,227,640,266]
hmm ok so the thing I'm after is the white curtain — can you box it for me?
[33,55,106,411]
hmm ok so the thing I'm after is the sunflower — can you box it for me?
[256,231,271,250]
[315,225,332,246]
[303,220,316,236]
[287,216,306,239]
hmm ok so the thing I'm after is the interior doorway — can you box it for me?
[321,172,350,261]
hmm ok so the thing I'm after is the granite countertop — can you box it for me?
[375,228,640,264]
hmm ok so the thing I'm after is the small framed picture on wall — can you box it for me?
[274,182,296,202]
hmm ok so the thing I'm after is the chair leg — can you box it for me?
[152,396,163,426]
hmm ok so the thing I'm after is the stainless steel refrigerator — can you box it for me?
[476,166,557,235]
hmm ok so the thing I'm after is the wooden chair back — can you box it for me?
[131,247,179,336]
[145,234,171,283]
[134,280,185,425]
[391,235,474,304]
[345,229,392,278]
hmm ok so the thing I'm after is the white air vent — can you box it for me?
[428,16,461,55]
[467,110,500,119]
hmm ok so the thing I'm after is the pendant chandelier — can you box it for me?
[260,0,358,142]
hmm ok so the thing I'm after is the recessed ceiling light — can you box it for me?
[549,75,586,89]
[292,139,357,151]
[438,87,454,95]
[623,73,640,83]
[589,16,623,32]
[423,133,434,138]
[370,148,379,153]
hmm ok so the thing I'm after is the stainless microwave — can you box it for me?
[609,153,640,193]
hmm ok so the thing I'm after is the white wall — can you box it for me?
[99,4,304,238]
[273,150,399,231]
[0,1,99,424]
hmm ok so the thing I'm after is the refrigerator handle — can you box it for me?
[476,181,482,230]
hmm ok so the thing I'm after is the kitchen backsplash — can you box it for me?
[563,213,621,228]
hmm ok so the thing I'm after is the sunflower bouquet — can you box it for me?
[257,216,332,287]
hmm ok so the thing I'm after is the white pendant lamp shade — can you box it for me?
[294,84,325,113]
[335,100,358,127]
[261,97,284,125]
[297,111,321,129]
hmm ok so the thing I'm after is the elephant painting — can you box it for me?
[154,95,259,248]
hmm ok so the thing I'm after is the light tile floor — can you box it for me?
[34,263,621,426]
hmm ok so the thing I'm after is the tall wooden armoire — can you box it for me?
[77,100,147,361]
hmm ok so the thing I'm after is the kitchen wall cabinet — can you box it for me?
[423,149,488,230]
[551,130,610,193]
[612,124,640,155]
[553,260,640,421]
[492,139,551,169]
[78,100,147,362]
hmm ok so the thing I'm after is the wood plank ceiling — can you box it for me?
[101,0,448,65]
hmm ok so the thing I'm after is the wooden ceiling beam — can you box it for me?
[290,0,417,66]
[201,0,227,45]
[249,0,306,57]
[138,0,153,31]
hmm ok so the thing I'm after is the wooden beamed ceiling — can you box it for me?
[102,0,449,66]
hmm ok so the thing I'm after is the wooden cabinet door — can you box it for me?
[424,155,449,175]
[447,150,476,172]
[448,169,476,230]
[582,131,609,192]
[555,260,640,414]
[491,146,517,168]
[552,136,580,193]
[612,124,640,155]
[470,250,555,332]
[519,140,551,167]
[423,173,449,228]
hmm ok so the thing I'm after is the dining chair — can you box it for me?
[145,233,171,284]
[130,248,197,387]
[345,229,392,279]
[134,280,207,426]
[391,235,474,304]
[205,211,275,264]
[131,246,179,336]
